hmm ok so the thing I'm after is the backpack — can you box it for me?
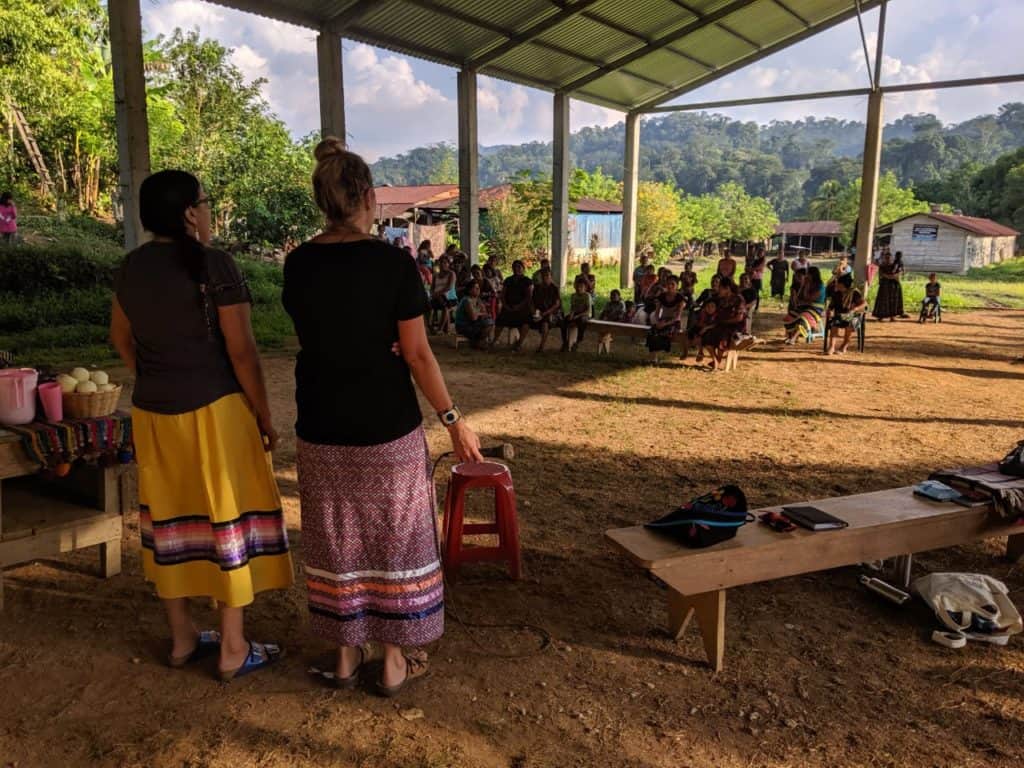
[645,485,752,548]
[998,440,1024,477]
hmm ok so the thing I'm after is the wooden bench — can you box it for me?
[606,487,1024,672]
[589,319,740,370]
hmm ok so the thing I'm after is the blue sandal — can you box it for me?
[219,641,282,682]
[167,630,221,669]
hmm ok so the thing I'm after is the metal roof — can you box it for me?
[881,212,1021,238]
[775,220,842,236]
[205,0,887,112]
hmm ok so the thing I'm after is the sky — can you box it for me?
[142,0,1024,162]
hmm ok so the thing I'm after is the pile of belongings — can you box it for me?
[913,572,1022,648]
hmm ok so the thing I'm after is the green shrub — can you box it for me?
[0,245,119,295]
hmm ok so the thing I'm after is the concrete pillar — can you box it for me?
[108,0,151,250]
[551,92,571,288]
[457,69,479,264]
[854,89,884,284]
[316,32,345,141]
[619,112,640,289]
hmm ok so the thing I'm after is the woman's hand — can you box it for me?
[257,413,279,452]
[448,420,483,463]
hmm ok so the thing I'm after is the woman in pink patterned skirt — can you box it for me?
[283,137,483,697]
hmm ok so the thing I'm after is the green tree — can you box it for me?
[680,193,727,249]
[484,191,534,267]
[808,179,842,220]
[569,167,621,202]
[835,171,929,242]
[636,180,684,255]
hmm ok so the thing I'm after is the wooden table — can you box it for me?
[0,429,136,609]
[606,487,1024,672]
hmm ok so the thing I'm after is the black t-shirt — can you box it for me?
[503,275,533,307]
[532,282,561,312]
[115,241,249,415]
[282,239,429,446]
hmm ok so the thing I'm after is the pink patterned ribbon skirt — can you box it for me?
[297,426,443,647]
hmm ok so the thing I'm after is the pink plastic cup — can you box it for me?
[38,381,63,423]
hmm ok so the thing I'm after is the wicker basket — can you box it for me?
[63,384,122,419]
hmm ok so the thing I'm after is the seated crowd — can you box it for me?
[407,240,885,365]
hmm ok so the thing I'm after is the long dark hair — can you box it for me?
[139,170,206,283]
[0,192,12,205]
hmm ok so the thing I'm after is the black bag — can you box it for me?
[645,485,752,548]
[998,440,1024,477]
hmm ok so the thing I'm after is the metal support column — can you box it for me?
[108,0,151,250]
[853,89,883,284]
[316,32,345,141]
[457,69,479,264]
[619,111,640,290]
[551,92,571,288]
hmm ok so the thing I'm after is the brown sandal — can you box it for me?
[376,653,430,698]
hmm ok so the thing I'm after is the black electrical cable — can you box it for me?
[430,451,551,658]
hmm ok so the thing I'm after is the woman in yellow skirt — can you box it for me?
[110,170,293,680]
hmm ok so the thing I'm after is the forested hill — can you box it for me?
[371,104,1024,220]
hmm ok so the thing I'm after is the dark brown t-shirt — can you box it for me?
[114,241,251,414]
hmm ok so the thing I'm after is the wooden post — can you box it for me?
[316,31,345,141]
[619,111,640,289]
[667,589,726,672]
[551,92,571,288]
[108,0,152,251]
[853,89,884,285]
[457,69,479,265]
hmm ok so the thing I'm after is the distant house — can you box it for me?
[773,221,843,254]
[878,212,1019,273]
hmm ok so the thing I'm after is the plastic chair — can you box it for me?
[442,461,521,582]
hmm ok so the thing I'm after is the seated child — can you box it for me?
[679,261,697,301]
[680,299,717,362]
[921,273,941,320]
[599,289,626,322]
[624,301,638,324]
[563,277,592,352]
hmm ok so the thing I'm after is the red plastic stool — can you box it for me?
[442,461,521,582]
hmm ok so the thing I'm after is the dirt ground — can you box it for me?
[2,308,1024,768]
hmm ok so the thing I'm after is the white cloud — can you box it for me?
[344,43,448,108]
[230,44,269,82]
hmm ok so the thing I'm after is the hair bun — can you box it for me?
[314,136,347,162]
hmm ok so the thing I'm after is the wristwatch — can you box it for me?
[438,405,463,427]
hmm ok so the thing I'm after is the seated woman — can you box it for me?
[825,273,866,355]
[530,268,564,352]
[681,299,717,362]
[563,277,592,352]
[455,280,495,349]
[686,273,721,332]
[738,273,757,334]
[430,255,458,334]
[700,278,747,370]
[495,260,534,351]
[646,275,686,357]
[783,266,826,344]
[635,264,658,322]
[577,262,597,299]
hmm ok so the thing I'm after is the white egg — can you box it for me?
[75,380,98,394]
[57,374,78,394]
[98,383,116,393]
[90,370,109,386]
[70,367,91,382]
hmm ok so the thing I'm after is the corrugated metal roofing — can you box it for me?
[775,220,842,236]
[206,0,886,111]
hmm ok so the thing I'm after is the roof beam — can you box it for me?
[323,0,382,34]
[560,0,761,94]
[400,0,673,90]
[645,86,871,113]
[666,0,761,54]
[469,0,602,68]
[772,0,810,27]
[634,0,885,112]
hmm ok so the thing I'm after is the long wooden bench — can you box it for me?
[606,487,1024,672]
[589,319,740,370]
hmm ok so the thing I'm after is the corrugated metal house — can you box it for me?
[880,212,1019,274]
